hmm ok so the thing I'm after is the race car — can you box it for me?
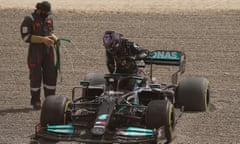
[31,50,210,144]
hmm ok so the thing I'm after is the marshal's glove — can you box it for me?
[48,34,58,42]
[31,35,54,47]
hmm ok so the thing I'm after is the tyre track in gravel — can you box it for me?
[0,9,239,143]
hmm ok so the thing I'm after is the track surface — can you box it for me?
[0,1,240,144]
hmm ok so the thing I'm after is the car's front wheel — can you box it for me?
[146,100,175,142]
[40,95,70,127]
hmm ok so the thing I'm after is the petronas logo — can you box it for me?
[150,51,181,61]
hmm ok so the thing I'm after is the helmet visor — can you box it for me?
[103,34,112,47]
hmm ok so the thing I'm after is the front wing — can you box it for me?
[31,124,164,144]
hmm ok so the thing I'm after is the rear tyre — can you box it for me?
[40,95,70,127]
[146,100,175,142]
[176,77,210,111]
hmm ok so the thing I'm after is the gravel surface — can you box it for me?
[0,1,240,144]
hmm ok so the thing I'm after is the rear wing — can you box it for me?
[144,50,186,84]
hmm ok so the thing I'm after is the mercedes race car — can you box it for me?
[31,50,210,144]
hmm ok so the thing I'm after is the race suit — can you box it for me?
[20,11,57,104]
[106,38,147,91]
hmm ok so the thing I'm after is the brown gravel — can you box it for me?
[0,6,240,144]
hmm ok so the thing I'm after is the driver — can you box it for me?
[103,30,149,91]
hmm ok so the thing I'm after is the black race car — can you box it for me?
[31,50,210,144]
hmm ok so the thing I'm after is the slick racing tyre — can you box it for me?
[40,95,70,127]
[176,77,210,111]
[146,100,175,142]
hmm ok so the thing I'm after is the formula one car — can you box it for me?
[31,50,210,144]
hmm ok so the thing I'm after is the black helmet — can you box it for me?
[103,30,123,50]
[36,1,51,15]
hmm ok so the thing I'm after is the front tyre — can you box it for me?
[40,95,70,127]
[146,100,175,142]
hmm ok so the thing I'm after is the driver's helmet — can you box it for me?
[103,30,123,51]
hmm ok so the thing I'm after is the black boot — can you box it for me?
[44,87,56,97]
[31,90,41,110]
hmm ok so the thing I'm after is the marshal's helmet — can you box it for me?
[36,1,51,15]
[103,30,123,50]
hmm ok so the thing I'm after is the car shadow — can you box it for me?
[0,107,34,116]
[29,137,58,144]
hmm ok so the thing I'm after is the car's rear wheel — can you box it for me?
[176,77,210,111]
[40,95,70,127]
[146,100,175,142]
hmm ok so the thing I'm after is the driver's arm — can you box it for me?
[106,51,115,73]
[123,39,149,58]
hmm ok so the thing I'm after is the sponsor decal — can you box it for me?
[150,51,181,61]
[96,121,107,125]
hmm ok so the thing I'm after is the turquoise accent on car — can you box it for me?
[149,51,181,61]
[47,128,74,134]
[98,114,108,120]
[120,131,153,136]
[117,127,154,136]
[127,127,153,133]
[118,105,128,112]
[47,124,73,129]
[47,124,74,134]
